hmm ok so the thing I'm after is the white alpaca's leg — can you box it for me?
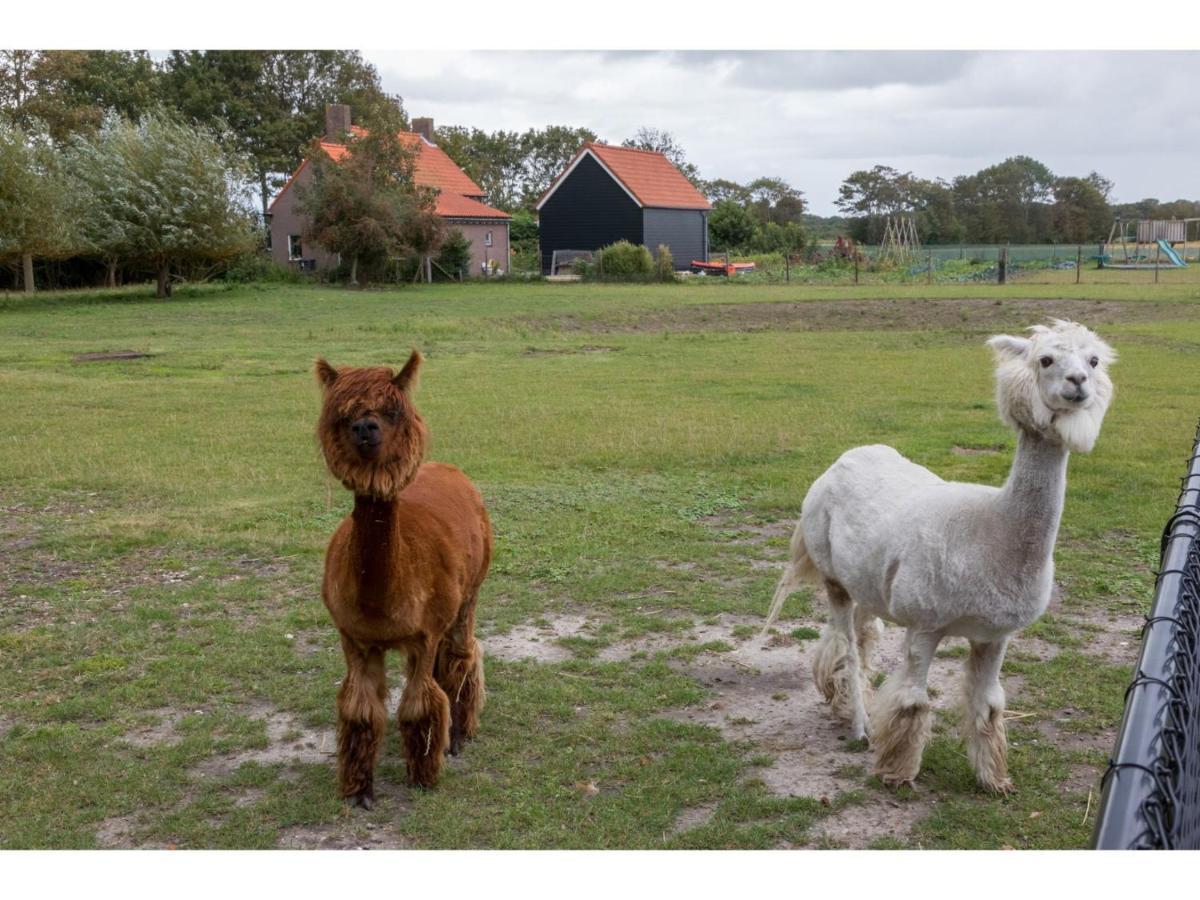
[854,606,883,680]
[964,638,1012,794]
[869,629,940,787]
[812,580,868,740]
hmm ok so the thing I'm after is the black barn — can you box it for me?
[536,142,711,274]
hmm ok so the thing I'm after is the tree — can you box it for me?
[72,111,256,298]
[701,178,751,205]
[745,176,806,225]
[708,199,756,250]
[954,156,1056,243]
[435,125,525,210]
[163,51,399,220]
[622,126,701,185]
[754,221,806,254]
[1,51,160,143]
[0,123,76,291]
[1052,177,1111,244]
[297,124,438,286]
[66,115,134,287]
[836,165,915,243]
[910,178,965,244]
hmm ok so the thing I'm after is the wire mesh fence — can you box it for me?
[1093,420,1200,849]
[692,243,1199,287]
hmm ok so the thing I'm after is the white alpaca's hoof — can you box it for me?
[978,775,1014,795]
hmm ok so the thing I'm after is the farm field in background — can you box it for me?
[2,279,1199,849]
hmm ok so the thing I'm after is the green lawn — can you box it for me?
[1,278,1197,848]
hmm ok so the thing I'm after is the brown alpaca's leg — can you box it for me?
[336,634,387,809]
[435,602,486,756]
[399,640,451,787]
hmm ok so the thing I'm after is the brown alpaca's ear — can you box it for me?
[315,358,339,388]
[393,350,422,393]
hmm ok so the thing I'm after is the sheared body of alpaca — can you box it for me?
[316,352,492,805]
[765,320,1115,792]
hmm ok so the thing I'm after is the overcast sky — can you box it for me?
[365,50,1200,215]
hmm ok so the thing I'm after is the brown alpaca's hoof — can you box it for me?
[347,789,375,810]
[403,723,445,787]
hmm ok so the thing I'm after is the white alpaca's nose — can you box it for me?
[1066,372,1088,387]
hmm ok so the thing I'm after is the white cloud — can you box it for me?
[368,50,1200,214]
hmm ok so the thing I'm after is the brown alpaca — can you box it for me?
[315,351,491,805]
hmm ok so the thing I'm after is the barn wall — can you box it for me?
[643,208,708,269]
[538,154,643,273]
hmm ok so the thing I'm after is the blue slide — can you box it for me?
[1157,238,1188,267]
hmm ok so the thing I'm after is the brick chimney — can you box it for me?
[325,104,351,141]
[412,117,434,143]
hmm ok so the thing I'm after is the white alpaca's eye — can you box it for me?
[1089,357,1099,368]
[1039,356,1053,368]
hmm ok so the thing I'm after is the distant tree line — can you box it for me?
[833,157,1197,247]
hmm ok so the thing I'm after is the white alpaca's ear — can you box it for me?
[987,335,1032,360]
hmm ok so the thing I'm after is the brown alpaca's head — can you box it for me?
[315,351,428,498]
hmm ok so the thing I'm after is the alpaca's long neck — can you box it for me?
[351,494,404,614]
[994,428,1070,561]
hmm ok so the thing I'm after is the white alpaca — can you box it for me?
[764,320,1116,792]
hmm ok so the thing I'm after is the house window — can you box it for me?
[288,235,303,261]
[484,231,493,247]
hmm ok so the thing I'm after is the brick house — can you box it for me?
[267,105,511,277]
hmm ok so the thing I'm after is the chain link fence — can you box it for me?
[1093,420,1200,849]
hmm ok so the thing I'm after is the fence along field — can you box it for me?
[1,280,1199,849]
[704,242,1200,287]
[1095,421,1200,849]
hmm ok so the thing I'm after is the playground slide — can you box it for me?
[1156,239,1188,267]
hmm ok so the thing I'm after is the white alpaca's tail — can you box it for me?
[762,522,819,636]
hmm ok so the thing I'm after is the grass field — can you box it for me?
[2,278,1199,849]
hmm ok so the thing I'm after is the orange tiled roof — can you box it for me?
[433,192,512,220]
[269,131,510,220]
[538,142,711,211]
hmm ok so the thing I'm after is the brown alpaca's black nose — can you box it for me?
[351,418,382,446]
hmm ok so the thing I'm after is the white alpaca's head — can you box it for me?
[986,320,1116,452]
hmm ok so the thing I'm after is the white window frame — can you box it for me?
[484,231,493,247]
[288,235,303,261]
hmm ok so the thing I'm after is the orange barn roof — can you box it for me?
[537,142,711,211]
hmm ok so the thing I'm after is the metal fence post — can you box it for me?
[1076,245,1082,284]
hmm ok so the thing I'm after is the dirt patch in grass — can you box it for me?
[523,344,623,356]
[191,704,333,780]
[669,802,718,835]
[523,297,1197,336]
[699,513,793,547]
[485,614,589,664]
[93,814,174,849]
[72,350,153,362]
[280,820,413,850]
[952,444,1002,456]
[808,795,928,849]
[122,709,186,748]
[1073,610,1144,666]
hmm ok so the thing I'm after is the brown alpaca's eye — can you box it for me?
[1089,357,1099,368]
[1039,356,1053,368]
